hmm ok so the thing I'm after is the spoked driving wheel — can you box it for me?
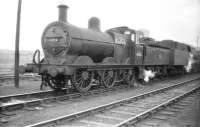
[102,70,117,88]
[73,70,93,92]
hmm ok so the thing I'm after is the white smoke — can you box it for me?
[184,53,194,73]
[143,69,156,82]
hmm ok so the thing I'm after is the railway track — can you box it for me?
[24,77,200,127]
[0,84,131,112]
[0,88,68,111]
[0,73,40,81]
[0,74,181,112]
[0,75,198,112]
[135,89,200,127]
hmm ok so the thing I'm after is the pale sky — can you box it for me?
[0,0,199,50]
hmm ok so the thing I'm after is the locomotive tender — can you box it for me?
[35,5,193,92]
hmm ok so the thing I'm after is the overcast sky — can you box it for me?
[0,0,199,50]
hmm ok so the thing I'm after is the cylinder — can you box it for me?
[58,4,68,22]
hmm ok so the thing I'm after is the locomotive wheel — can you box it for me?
[73,71,93,93]
[123,70,135,86]
[102,70,116,88]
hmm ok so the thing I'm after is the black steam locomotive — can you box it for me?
[31,5,199,92]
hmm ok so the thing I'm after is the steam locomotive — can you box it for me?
[31,5,199,92]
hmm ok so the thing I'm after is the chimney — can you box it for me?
[58,4,68,22]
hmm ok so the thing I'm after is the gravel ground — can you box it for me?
[165,91,200,127]
[1,73,200,127]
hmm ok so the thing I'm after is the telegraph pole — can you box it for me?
[197,36,199,51]
[14,0,22,88]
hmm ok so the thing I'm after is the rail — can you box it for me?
[25,76,200,127]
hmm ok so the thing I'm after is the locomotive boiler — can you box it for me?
[42,5,115,75]
[32,4,196,92]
